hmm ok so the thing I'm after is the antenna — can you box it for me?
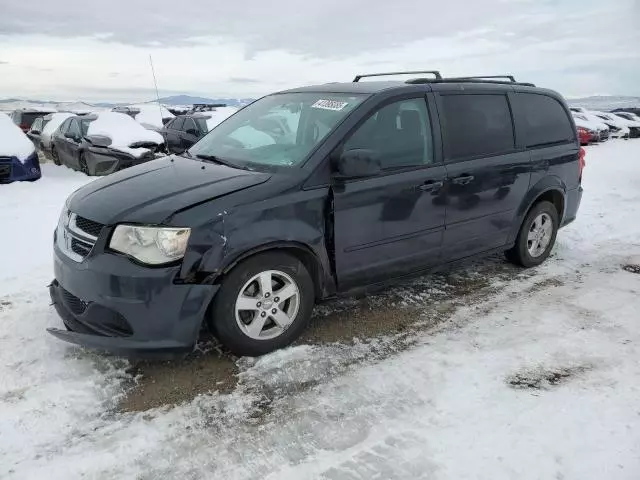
[149,54,163,125]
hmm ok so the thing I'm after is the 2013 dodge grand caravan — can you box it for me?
[48,71,584,357]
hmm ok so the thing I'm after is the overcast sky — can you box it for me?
[0,0,638,102]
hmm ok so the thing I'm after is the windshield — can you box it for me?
[189,92,365,168]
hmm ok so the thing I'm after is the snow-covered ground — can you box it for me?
[1,140,640,479]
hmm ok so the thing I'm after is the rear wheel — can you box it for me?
[505,201,559,267]
[210,252,314,356]
[51,146,61,166]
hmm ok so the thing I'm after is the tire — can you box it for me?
[51,146,61,166]
[505,200,559,268]
[210,252,314,356]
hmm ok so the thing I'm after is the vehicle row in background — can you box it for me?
[570,107,640,145]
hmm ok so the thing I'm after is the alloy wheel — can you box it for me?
[234,269,300,340]
[527,212,553,257]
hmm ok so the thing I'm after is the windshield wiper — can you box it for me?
[195,154,252,170]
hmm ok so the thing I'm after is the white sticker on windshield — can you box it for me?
[311,99,349,111]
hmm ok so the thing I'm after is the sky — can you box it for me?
[0,0,638,103]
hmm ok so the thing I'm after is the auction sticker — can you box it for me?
[311,99,349,111]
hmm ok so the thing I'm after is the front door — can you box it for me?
[436,91,531,260]
[333,96,447,289]
[61,118,83,169]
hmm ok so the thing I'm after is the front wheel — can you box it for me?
[210,252,314,356]
[505,201,559,267]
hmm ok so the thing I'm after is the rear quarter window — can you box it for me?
[517,93,575,147]
[440,94,515,161]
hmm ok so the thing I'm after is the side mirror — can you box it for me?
[30,129,41,135]
[85,134,112,147]
[335,149,381,178]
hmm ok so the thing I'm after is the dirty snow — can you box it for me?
[86,111,164,158]
[0,112,35,161]
[1,140,640,479]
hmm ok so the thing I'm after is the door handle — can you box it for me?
[451,175,475,185]
[418,180,444,192]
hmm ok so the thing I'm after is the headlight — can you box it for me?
[109,225,191,265]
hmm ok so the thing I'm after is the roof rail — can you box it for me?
[353,70,442,82]
[451,75,517,82]
[404,74,535,87]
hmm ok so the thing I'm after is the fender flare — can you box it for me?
[508,176,567,243]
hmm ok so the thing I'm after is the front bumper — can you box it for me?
[48,239,218,357]
[0,153,41,183]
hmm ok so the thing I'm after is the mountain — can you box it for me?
[153,95,254,107]
[567,96,640,110]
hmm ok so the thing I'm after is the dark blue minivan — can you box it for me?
[48,72,583,357]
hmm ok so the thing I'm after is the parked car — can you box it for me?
[51,112,165,175]
[0,112,41,183]
[611,107,640,116]
[161,107,238,153]
[48,71,584,357]
[10,108,57,133]
[572,112,608,142]
[586,110,630,138]
[27,112,74,156]
[602,111,640,138]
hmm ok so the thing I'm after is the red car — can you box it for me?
[577,126,593,145]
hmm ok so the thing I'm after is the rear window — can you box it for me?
[517,93,574,147]
[18,112,47,128]
[441,94,515,161]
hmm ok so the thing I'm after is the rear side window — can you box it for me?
[172,117,185,131]
[441,94,515,161]
[58,119,71,134]
[517,93,574,147]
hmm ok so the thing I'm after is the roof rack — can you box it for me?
[407,74,535,87]
[353,70,442,82]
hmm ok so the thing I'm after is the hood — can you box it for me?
[68,155,271,225]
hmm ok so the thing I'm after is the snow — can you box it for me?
[204,106,239,131]
[0,112,35,161]
[1,140,640,479]
[40,112,74,149]
[128,103,174,129]
[86,112,164,158]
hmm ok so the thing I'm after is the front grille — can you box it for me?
[0,158,11,181]
[71,238,93,257]
[74,216,103,237]
[61,288,88,315]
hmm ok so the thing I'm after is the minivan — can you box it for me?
[48,71,584,357]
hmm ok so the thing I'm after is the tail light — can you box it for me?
[19,123,29,131]
[577,127,588,135]
[578,147,586,182]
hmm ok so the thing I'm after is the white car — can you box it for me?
[610,111,640,138]
[589,110,630,139]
